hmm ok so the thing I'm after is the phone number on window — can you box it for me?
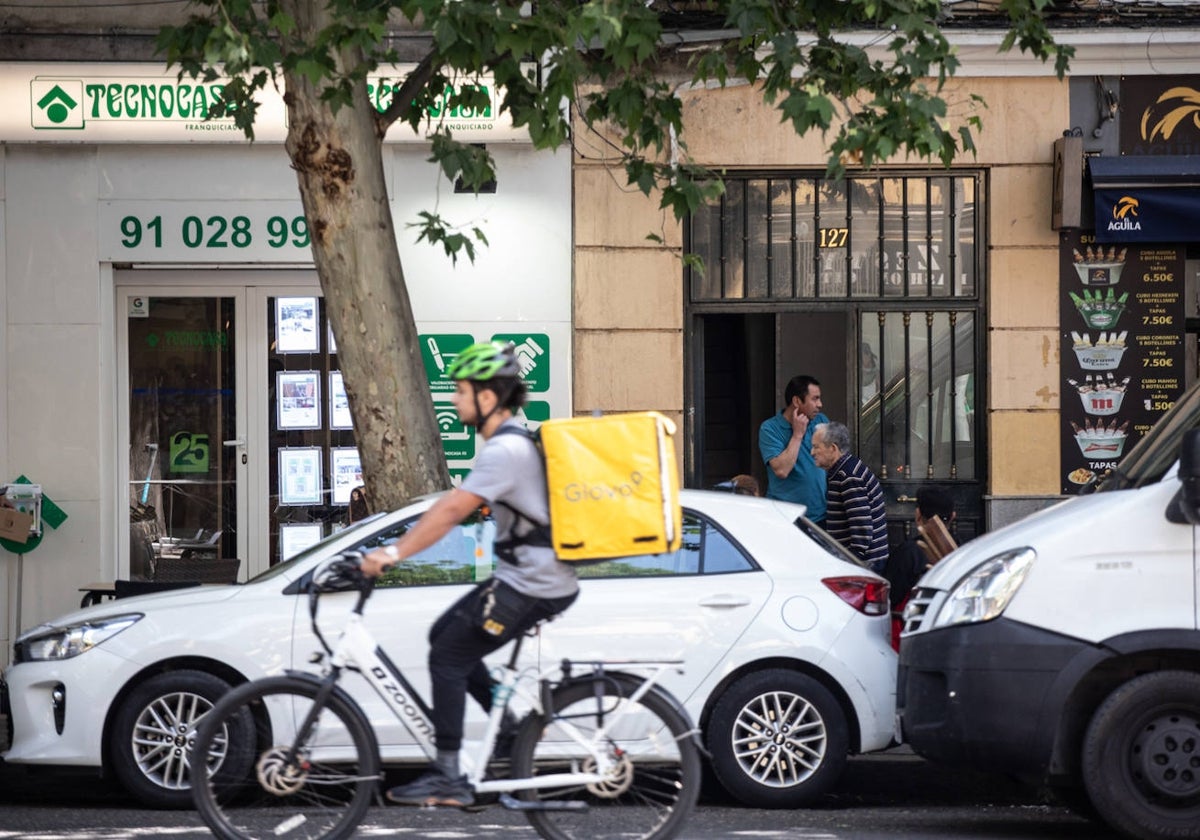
[118,214,310,249]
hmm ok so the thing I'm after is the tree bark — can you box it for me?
[279,0,449,511]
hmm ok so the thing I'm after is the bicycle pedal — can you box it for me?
[499,793,588,812]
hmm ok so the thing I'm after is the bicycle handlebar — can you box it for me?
[313,552,374,595]
[307,552,377,655]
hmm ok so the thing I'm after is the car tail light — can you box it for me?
[822,577,889,616]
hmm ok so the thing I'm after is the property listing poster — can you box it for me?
[1059,231,1185,493]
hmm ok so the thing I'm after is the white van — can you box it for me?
[897,382,1200,840]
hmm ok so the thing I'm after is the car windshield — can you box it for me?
[244,512,389,583]
[1095,378,1200,492]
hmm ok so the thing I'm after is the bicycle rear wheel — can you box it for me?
[510,673,701,840]
[190,675,380,840]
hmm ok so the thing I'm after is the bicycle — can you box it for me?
[189,554,702,840]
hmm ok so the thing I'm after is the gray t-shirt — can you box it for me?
[462,419,578,599]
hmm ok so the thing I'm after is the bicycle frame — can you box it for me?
[314,600,686,796]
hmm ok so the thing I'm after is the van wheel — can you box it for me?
[1046,783,1100,823]
[1082,670,1200,840]
[706,669,848,808]
[109,670,233,809]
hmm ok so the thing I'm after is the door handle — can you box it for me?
[223,439,247,464]
[699,595,752,608]
[896,495,917,503]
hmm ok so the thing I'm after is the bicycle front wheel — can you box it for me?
[190,675,380,840]
[510,673,701,840]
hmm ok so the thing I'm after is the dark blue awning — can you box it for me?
[1090,156,1200,242]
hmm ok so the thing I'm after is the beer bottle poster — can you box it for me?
[1059,231,1184,493]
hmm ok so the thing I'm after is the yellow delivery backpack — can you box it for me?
[493,411,682,562]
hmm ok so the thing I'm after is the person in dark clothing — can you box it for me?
[812,421,889,573]
[885,487,955,610]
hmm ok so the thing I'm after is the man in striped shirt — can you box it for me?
[811,421,889,573]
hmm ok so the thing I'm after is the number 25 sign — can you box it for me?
[169,430,210,474]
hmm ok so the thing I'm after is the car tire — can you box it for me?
[109,669,233,809]
[1082,670,1200,840]
[707,668,849,808]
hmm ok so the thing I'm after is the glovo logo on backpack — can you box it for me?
[563,470,644,503]
[540,412,681,562]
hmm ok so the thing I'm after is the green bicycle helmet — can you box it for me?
[447,341,521,381]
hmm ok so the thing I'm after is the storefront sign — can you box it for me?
[1120,74,1200,156]
[1092,188,1200,244]
[1,63,529,144]
[1089,156,1200,244]
[1059,232,1185,493]
[422,331,557,468]
[100,201,312,262]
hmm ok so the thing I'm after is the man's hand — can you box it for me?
[789,405,809,439]
[356,488,486,578]
[361,546,397,578]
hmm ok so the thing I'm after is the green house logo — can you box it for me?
[31,80,84,129]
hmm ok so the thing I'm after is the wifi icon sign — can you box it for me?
[434,401,474,461]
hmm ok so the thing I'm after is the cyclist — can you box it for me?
[361,340,579,808]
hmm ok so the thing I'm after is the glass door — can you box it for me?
[120,290,247,583]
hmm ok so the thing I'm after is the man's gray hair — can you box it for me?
[818,421,852,453]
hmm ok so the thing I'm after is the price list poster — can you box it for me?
[1059,231,1185,493]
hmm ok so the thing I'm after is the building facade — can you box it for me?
[4,10,1200,667]
[0,62,572,666]
[575,26,1200,547]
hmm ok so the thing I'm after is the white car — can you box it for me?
[2,490,896,809]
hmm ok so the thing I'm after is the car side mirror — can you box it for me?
[1171,428,1200,525]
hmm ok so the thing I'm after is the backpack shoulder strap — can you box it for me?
[485,423,552,562]
[489,424,535,441]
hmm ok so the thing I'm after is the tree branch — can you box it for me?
[375,47,442,137]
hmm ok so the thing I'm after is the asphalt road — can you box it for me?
[0,744,1123,840]
[1,709,1124,839]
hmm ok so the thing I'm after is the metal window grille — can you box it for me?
[687,174,980,303]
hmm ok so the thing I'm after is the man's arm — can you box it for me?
[361,488,485,576]
[840,476,874,561]
[766,411,808,479]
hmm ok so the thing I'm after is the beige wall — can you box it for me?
[572,75,1071,496]
[572,136,684,441]
[974,78,1070,496]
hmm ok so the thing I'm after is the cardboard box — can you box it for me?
[0,507,35,543]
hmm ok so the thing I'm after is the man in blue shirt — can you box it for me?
[758,375,829,525]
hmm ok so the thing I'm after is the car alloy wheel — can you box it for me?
[109,669,233,808]
[707,669,849,808]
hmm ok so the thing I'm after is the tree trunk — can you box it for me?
[279,0,449,511]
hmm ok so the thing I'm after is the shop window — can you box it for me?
[269,296,358,566]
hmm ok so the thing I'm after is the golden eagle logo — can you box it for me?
[1113,196,1139,220]
[1141,86,1200,142]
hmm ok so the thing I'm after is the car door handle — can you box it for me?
[699,595,752,608]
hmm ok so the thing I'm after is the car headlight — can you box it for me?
[19,615,142,661]
[932,547,1035,628]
